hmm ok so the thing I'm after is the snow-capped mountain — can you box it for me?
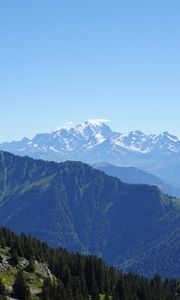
[115,130,180,153]
[0,119,180,186]
[1,119,179,155]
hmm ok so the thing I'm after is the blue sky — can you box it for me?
[0,0,179,141]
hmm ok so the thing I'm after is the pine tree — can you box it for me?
[0,255,3,264]
[137,283,149,300]
[14,237,24,257]
[104,292,110,300]
[91,281,100,300]
[13,270,31,300]
[26,259,35,273]
[113,278,126,300]
[41,277,53,300]
[0,279,6,296]
[56,279,67,300]
[0,237,5,249]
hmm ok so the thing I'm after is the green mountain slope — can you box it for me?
[0,151,179,278]
[0,227,118,300]
[0,227,179,300]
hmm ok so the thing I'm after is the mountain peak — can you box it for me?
[51,119,111,133]
[162,131,170,135]
[0,121,180,169]
[51,121,75,133]
[161,131,179,141]
[85,119,111,127]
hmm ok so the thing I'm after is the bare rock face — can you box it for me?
[0,255,10,272]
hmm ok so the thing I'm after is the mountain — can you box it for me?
[0,119,180,187]
[94,163,180,198]
[1,228,179,300]
[0,151,179,278]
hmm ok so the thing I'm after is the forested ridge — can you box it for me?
[0,151,179,278]
[0,227,179,300]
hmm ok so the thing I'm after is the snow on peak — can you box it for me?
[51,122,75,133]
[161,131,179,142]
[49,121,180,154]
[51,119,111,134]
[73,119,112,137]
[0,140,6,144]
[86,119,111,127]
[0,120,179,158]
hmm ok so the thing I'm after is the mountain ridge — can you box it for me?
[1,119,180,155]
[94,163,180,198]
[0,120,180,186]
[0,151,179,278]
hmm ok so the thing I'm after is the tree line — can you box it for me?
[0,227,179,300]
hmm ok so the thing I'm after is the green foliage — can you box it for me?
[25,259,35,273]
[9,249,19,265]
[0,297,7,300]
[0,227,179,300]
[13,270,31,300]
[0,279,6,296]
[104,293,110,300]
[41,277,67,300]
[0,238,5,249]
[91,281,100,300]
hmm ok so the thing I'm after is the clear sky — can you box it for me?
[0,0,179,141]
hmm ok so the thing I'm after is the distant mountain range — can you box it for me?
[94,163,180,198]
[0,151,179,278]
[0,119,180,187]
